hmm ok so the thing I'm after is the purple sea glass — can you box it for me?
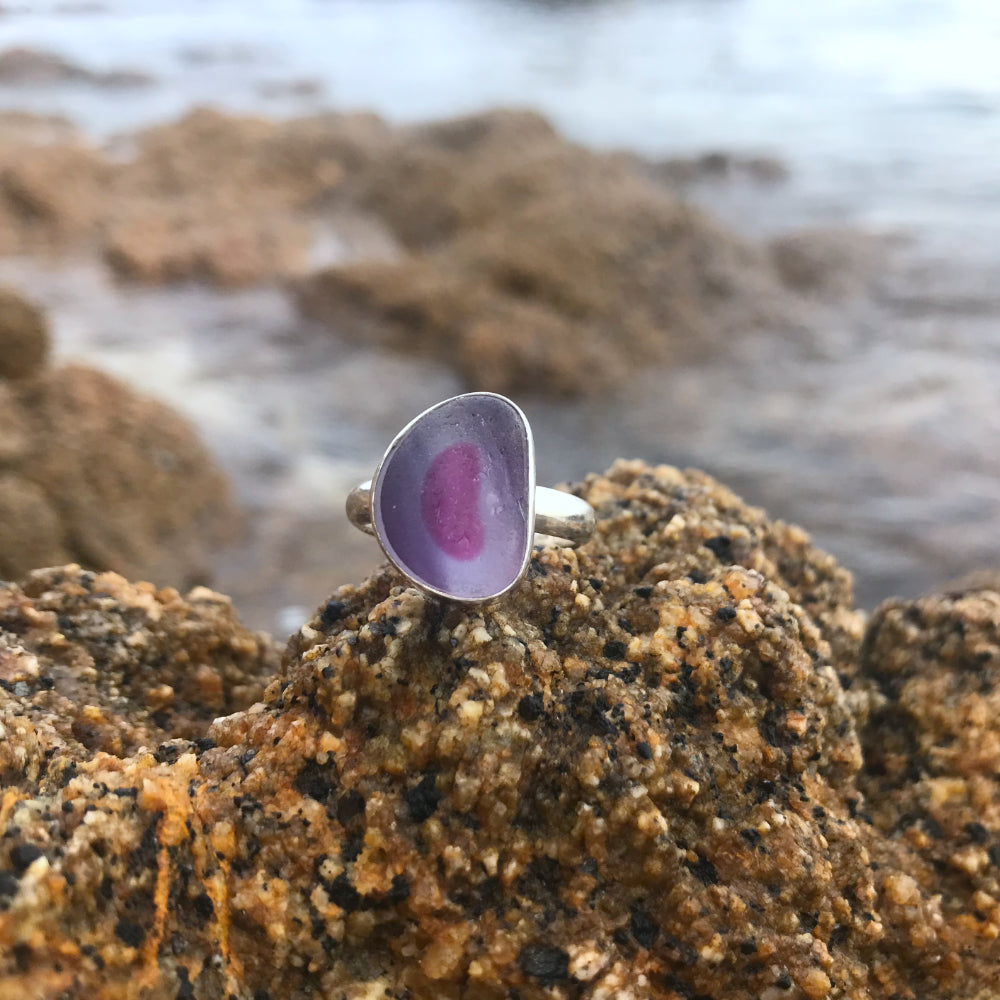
[372,394,533,601]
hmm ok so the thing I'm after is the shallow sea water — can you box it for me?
[2,0,1000,628]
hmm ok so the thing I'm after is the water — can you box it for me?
[2,0,999,235]
[2,0,1000,626]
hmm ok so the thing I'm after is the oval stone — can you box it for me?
[372,393,534,602]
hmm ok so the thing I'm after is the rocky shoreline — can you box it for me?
[0,105,872,396]
[1,462,998,998]
[0,102,904,631]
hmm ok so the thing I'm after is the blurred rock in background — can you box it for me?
[0,287,240,588]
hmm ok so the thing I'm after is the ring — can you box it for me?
[346,392,595,603]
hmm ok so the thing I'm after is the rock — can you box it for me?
[103,202,312,287]
[0,565,278,793]
[0,47,89,85]
[102,108,347,286]
[769,228,888,299]
[857,585,1000,892]
[0,364,240,587]
[0,473,67,571]
[256,77,323,100]
[0,287,49,378]
[0,107,353,276]
[296,108,802,395]
[653,151,790,186]
[0,105,878,385]
[0,125,107,251]
[1,460,996,997]
[176,43,258,67]
[0,46,152,87]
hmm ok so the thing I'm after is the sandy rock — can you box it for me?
[0,112,84,255]
[1,461,996,997]
[0,110,78,145]
[0,46,152,87]
[0,137,107,249]
[297,108,802,395]
[0,287,49,378]
[857,586,1000,896]
[0,473,68,571]
[0,565,277,792]
[0,364,240,587]
[0,107,353,280]
[101,108,347,285]
[653,150,790,186]
[104,201,311,287]
[769,227,889,299]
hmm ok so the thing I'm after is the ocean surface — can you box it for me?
[3,0,999,241]
[2,0,1000,625]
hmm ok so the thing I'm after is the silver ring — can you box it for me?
[346,392,595,604]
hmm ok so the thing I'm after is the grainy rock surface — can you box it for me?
[1,461,997,999]
[0,566,278,791]
[857,586,1000,898]
[0,362,240,587]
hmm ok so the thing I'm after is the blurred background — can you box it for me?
[1,0,998,634]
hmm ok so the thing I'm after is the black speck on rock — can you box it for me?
[715,605,737,623]
[387,873,411,902]
[175,966,195,1000]
[686,855,719,886]
[0,870,19,898]
[602,639,627,661]
[294,759,337,803]
[336,789,365,825]
[192,891,215,922]
[704,535,734,563]
[630,906,659,948]
[9,843,43,874]
[326,872,362,912]
[517,692,545,722]
[518,942,570,984]
[154,743,181,765]
[369,616,398,637]
[404,773,440,823]
[114,917,145,948]
[320,600,348,628]
[965,821,989,844]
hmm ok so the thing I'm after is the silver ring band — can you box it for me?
[347,480,595,545]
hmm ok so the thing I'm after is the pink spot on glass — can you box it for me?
[420,443,486,560]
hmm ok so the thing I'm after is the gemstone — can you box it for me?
[372,393,534,601]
